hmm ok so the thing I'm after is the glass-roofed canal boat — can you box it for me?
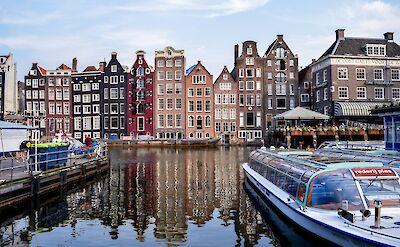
[243,147,400,247]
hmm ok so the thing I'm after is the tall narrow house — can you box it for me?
[185,61,214,139]
[213,66,238,144]
[128,50,154,138]
[102,52,128,139]
[71,63,103,140]
[232,41,264,143]
[25,62,47,136]
[154,47,185,139]
[45,64,72,135]
[263,34,299,127]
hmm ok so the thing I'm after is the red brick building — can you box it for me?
[185,61,214,139]
[128,50,154,138]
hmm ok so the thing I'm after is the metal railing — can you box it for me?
[0,142,109,185]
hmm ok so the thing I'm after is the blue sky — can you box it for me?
[1,0,400,80]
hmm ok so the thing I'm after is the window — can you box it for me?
[188,116,194,127]
[256,112,261,127]
[73,84,81,91]
[374,87,384,99]
[167,114,173,127]
[246,112,254,126]
[323,70,327,82]
[290,72,294,79]
[73,95,81,103]
[256,94,261,106]
[275,47,285,58]
[74,117,81,130]
[188,100,194,112]
[246,69,254,77]
[82,94,91,103]
[166,84,173,94]
[223,74,228,80]
[196,100,202,112]
[120,88,124,99]
[92,94,100,102]
[157,60,164,67]
[290,84,294,96]
[158,114,164,128]
[175,60,182,67]
[196,116,203,129]
[166,71,173,80]
[63,88,69,100]
[256,81,261,91]
[110,117,118,129]
[374,69,383,80]
[215,94,221,104]
[338,68,348,80]
[32,79,38,88]
[366,44,386,56]
[83,105,91,114]
[338,87,349,99]
[82,83,90,91]
[111,65,117,72]
[157,84,164,95]
[267,72,272,79]
[192,75,206,84]
[49,103,55,114]
[289,60,294,67]
[167,99,173,110]
[104,76,109,83]
[188,88,194,97]
[26,79,32,86]
[356,68,366,80]
[104,88,108,99]
[323,88,328,100]
[230,94,235,104]
[247,47,253,55]
[239,94,244,106]
[300,94,310,102]
[303,81,309,89]
[74,105,81,114]
[64,102,70,114]
[158,99,164,110]
[110,76,119,84]
[175,71,182,80]
[392,88,400,99]
[246,81,254,90]
[276,72,286,83]
[316,73,320,84]
[166,60,173,67]
[392,69,400,81]
[205,116,211,127]
[47,88,54,100]
[239,69,244,78]
[215,109,221,119]
[276,84,286,95]
[175,83,182,94]
[205,87,211,96]
[110,103,118,114]
[196,88,202,96]
[239,81,244,90]
[92,83,99,90]
[176,114,182,127]
[205,100,211,112]
[245,57,254,65]
[239,112,244,127]
[93,116,100,130]
[246,94,254,106]
[110,88,118,99]
[175,99,182,109]
[276,98,286,108]
[158,71,165,80]
[356,87,366,99]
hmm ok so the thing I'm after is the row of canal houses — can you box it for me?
[24,29,400,144]
[25,34,297,144]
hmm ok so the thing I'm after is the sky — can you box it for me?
[1,0,400,81]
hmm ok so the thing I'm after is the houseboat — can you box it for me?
[243,148,400,246]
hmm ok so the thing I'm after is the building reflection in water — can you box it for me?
[0,147,276,246]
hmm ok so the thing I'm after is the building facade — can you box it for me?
[45,64,72,136]
[232,41,264,142]
[71,64,103,140]
[128,50,154,138]
[311,29,400,121]
[298,64,312,109]
[263,35,299,127]
[25,62,47,135]
[102,52,128,139]
[213,66,238,144]
[0,71,4,120]
[0,53,18,117]
[154,46,185,139]
[185,61,214,139]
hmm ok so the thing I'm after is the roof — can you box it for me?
[215,66,235,83]
[37,66,47,76]
[186,64,196,74]
[273,106,329,120]
[319,37,400,60]
[83,66,98,72]
[334,102,385,117]
[58,64,71,70]
[0,121,36,130]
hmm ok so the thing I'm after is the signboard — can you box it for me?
[351,167,398,180]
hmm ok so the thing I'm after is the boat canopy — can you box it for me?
[248,149,400,210]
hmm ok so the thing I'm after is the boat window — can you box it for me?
[307,169,364,210]
[297,183,306,202]
[358,179,400,208]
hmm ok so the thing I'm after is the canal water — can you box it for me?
[0,147,330,247]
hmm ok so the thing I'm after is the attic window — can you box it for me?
[247,46,253,55]
[223,74,228,80]
[276,47,285,59]
[366,44,386,56]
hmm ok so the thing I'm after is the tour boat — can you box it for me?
[243,148,400,246]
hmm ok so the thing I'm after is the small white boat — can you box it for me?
[243,148,400,246]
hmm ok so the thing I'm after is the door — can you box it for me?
[246,131,253,142]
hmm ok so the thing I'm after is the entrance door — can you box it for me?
[246,131,253,142]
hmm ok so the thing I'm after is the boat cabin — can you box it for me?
[248,149,400,210]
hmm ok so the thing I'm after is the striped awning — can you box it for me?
[334,102,385,117]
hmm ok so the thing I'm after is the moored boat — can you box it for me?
[243,148,400,246]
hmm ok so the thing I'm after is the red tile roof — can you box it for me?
[58,64,71,70]
[38,66,47,76]
[83,66,98,72]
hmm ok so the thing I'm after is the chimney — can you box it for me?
[111,51,117,59]
[335,29,345,41]
[99,61,106,72]
[277,34,284,42]
[384,32,394,42]
[234,44,239,66]
[72,58,77,72]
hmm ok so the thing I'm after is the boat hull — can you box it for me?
[243,164,395,247]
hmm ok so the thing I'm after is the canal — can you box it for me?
[0,147,330,246]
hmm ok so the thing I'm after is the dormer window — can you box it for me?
[366,44,386,56]
[247,46,253,55]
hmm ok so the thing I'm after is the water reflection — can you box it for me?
[0,147,319,246]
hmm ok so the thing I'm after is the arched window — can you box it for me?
[196,116,202,129]
[189,133,194,138]
[188,116,194,127]
[205,116,211,127]
[276,72,286,83]
[137,103,145,114]
[205,133,210,138]
[276,47,285,58]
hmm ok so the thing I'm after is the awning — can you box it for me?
[273,106,330,120]
[334,102,385,117]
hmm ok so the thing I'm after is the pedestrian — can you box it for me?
[84,134,93,147]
